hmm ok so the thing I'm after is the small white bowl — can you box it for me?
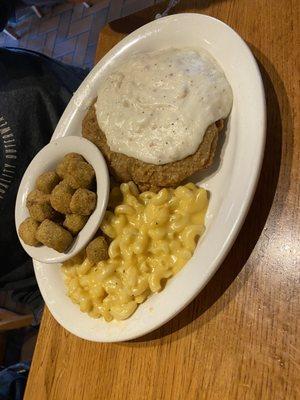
[15,136,109,264]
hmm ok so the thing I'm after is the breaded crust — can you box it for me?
[82,103,223,192]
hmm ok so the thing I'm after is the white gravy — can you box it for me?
[95,48,233,165]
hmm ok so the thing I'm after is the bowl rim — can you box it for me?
[15,136,109,264]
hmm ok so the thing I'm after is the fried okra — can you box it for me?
[20,152,97,249]
[18,217,40,246]
[36,219,73,252]
[50,181,74,214]
[64,153,85,163]
[27,189,50,206]
[64,160,95,189]
[36,171,60,194]
[86,236,108,264]
[63,214,88,235]
[63,249,86,267]
[70,188,97,215]
[56,153,85,179]
[26,189,57,222]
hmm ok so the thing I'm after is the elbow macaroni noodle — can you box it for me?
[62,182,208,321]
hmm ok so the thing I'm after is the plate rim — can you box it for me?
[33,13,266,342]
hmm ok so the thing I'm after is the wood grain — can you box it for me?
[25,1,300,399]
[0,308,33,331]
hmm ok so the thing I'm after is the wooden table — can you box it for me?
[25,1,299,399]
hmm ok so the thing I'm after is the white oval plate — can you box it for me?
[33,14,265,342]
[15,137,109,264]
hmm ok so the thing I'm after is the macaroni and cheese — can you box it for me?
[62,182,208,321]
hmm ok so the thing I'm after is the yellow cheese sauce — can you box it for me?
[62,182,208,321]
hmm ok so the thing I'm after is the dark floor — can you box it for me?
[0,0,161,69]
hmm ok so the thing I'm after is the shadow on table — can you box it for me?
[109,0,226,33]
[125,46,293,345]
